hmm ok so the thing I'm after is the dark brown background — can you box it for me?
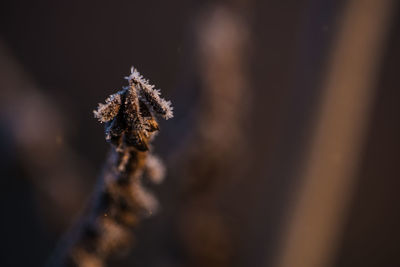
[0,0,399,266]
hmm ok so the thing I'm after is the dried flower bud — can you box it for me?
[94,67,173,151]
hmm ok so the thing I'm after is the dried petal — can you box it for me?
[94,93,122,122]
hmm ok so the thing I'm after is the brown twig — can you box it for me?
[49,67,173,267]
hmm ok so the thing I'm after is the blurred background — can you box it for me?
[0,0,399,266]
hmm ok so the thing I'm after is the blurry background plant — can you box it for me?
[0,0,400,267]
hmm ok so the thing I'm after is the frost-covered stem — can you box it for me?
[67,147,153,267]
[49,67,172,267]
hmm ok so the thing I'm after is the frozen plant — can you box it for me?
[94,67,173,151]
[49,67,173,267]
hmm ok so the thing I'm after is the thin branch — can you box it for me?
[49,67,173,267]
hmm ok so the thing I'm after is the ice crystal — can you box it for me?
[94,67,173,151]
[125,67,174,120]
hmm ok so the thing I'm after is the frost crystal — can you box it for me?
[93,93,122,123]
[94,67,173,151]
[125,67,174,120]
